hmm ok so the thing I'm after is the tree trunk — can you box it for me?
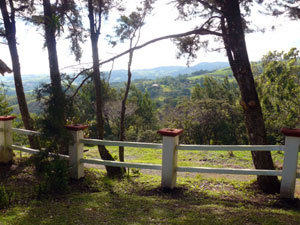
[220,0,280,193]
[43,0,62,92]
[43,0,67,153]
[119,46,134,162]
[88,0,123,177]
[0,0,39,149]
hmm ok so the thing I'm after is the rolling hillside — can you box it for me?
[1,62,232,113]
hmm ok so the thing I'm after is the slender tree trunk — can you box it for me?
[43,0,63,97]
[88,0,123,177]
[220,0,280,193]
[0,0,39,149]
[119,45,134,162]
[43,0,67,153]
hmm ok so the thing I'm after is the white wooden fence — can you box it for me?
[0,116,299,199]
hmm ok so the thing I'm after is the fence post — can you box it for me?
[280,128,300,199]
[0,116,16,166]
[158,128,183,189]
[65,124,88,179]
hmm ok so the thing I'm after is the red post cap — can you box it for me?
[281,128,300,137]
[0,116,16,121]
[157,128,183,137]
[65,124,88,131]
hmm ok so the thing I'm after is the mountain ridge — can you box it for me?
[0,61,229,95]
[108,61,229,82]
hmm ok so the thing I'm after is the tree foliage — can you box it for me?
[0,84,12,116]
[258,48,300,143]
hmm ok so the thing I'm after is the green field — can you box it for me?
[188,68,233,80]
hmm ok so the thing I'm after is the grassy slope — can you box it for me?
[1,165,300,225]
[188,68,233,80]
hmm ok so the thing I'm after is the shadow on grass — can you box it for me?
[5,188,300,225]
[2,168,300,225]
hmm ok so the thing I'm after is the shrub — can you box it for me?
[31,152,70,196]
[0,185,9,209]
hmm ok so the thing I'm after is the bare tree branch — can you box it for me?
[199,16,221,29]
[70,75,91,99]
[65,27,222,88]
[64,70,86,93]
[80,27,221,74]
[106,60,114,85]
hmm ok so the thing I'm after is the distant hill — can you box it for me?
[2,62,232,114]
[0,61,229,95]
[109,62,229,82]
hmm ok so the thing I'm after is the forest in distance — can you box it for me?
[1,0,300,194]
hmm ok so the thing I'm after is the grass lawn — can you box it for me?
[1,147,300,225]
[83,145,296,170]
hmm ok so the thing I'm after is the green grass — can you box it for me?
[160,85,172,92]
[188,68,233,80]
[1,167,300,225]
[83,146,291,169]
[1,146,300,225]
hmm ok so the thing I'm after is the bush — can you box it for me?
[137,130,161,143]
[0,186,9,209]
[31,152,70,196]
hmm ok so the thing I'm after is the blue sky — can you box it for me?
[1,0,300,75]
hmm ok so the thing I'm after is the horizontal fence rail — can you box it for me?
[81,138,162,149]
[176,144,285,151]
[12,128,41,136]
[81,158,162,170]
[11,143,300,178]
[12,145,40,154]
[12,145,70,160]
[176,166,283,176]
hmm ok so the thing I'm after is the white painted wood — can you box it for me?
[11,145,70,160]
[81,138,162,149]
[12,128,40,136]
[81,158,162,170]
[0,120,13,164]
[280,136,300,199]
[12,145,40,154]
[177,166,282,176]
[68,130,84,179]
[176,144,284,151]
[12,128,41,136]
[161,135,179,189]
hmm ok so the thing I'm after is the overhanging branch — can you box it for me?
[70,27,222,81]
